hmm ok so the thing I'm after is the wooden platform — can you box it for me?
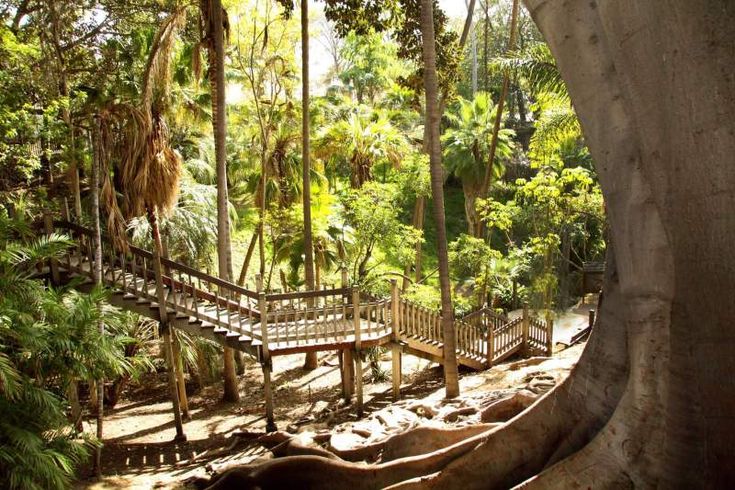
[47,219,554,430]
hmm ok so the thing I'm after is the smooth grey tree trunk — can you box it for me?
[420,0,460,398]
[209,0,239,403]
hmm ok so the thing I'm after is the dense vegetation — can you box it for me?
[0,0,605,486]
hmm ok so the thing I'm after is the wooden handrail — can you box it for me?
[265,287,351,302]
[55,219,259,299]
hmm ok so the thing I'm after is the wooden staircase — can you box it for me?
[53,220,553,370]
[46,219,554,429]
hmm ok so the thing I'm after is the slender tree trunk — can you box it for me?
[408,0,476,287]
[478,0,520,237]
[148,207,186,442]
[90,117,105,477]
[208,0,239,402]
[237,227,259,286]
[172,330,190,420]
[482,0,489,92]
[68,381,83,433]
[420,0,459,398]
[301,0,318,370]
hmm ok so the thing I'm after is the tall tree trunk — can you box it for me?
[420,0,459,398]
[237,227,260,286]
[462,178,482,236]
[90,117,105,477]
[482,0,489,92]
[407,0,476,288]
[208,0,239,403]
[477,0,520,237]
[301,0,318,370]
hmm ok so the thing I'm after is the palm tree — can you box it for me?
[97,9,188,440]
[316,111,407,188]
[493,42,582,152]
[201,0,239,401]
[442,92,515,236]
[301,0,318,370]
[420,0,459,398]
[0,212,131,489]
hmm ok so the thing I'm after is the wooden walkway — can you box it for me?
[49,219,553,429]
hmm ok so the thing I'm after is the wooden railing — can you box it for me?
[455,317,486,360]
[396,297,553,366]
[397,298,442,343]
[491,316,524,362]
[462,307,509,331]
[56,220,262,339]
[528,317,550,352]
[50,219,552,366]
[52,220,393,349]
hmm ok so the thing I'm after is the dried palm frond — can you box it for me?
[141,8,187,113]
[94,10,186,249]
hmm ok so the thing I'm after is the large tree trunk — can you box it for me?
[420,0,459,399]
[195,1,735,488]
[208,0,239,403]
[301,0,318,371]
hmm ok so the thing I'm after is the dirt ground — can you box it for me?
[76,342,585,489]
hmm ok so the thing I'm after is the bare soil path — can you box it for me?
[76,343,584,489]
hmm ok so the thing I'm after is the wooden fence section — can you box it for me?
[395,300,553,369]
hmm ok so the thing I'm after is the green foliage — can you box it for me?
[129,177,219,268]
[479,166,605,308]
[340,182,421,281]
[492,43,567,99]
[339,31,403,104]
[442,92,515,184]
[0,211,133,489]
[316,107,408,188]
[394,152,431,202]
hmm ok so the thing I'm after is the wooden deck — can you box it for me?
[49,219,553,430]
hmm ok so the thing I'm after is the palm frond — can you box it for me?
[492,43,568,100]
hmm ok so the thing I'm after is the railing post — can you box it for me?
[341,267,348,288]
[339,267,353,401]
[43,211,60,284]
[546,312,554,357]
[259,291,276,432]
[486,317,495,369]
[522,303,530,357]
[353,287,363,417]
[390,279,402,401]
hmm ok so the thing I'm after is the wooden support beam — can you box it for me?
[486,320,495,368]
[342,349,354,401]
[259,291,276,432]
[353,288,363,417]
[521,303,530,357]
[546,313,554,357]
[391,344,402,401]
[390,280,402,400]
